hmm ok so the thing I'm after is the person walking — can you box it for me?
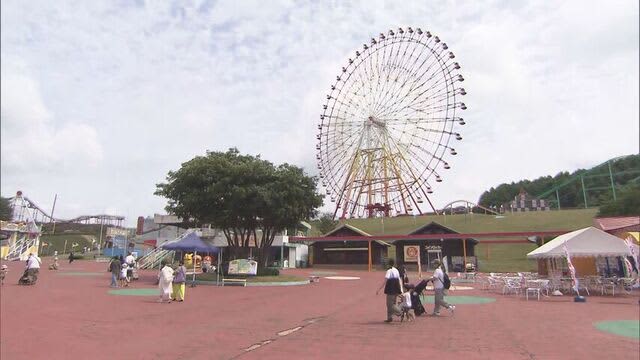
[109,256,121,288]
[68,252,75,264]
[25,253,41,283]
[125,252,135,282]
[158,260,174,303]
[172,261,187,302]
[376,259,404,323]
[427,259,455,316]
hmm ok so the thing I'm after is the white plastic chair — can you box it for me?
[525,280,549,301]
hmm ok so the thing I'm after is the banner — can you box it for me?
[228,259,258,275]
[404,245,420,262]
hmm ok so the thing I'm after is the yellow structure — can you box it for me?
[0,220,41,260]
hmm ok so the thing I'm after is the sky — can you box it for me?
[1,0,638,226]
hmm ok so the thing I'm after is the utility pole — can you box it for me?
[50,194,58,234]
[608,161,617,201]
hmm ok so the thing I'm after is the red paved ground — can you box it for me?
[1,259,638,360]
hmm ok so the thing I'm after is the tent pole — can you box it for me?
[192,251,197,287]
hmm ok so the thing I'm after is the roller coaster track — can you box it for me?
[535,154,640,208]
[9,192,125,226]
[440,199,500,215]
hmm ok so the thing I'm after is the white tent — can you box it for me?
[527,227,632,259]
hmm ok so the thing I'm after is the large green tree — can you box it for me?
[155,148,323,268]
[597,184,640,217]
[0,197,12,221]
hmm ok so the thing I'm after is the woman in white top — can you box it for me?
[376,259,404,322]
[158,261,174,303]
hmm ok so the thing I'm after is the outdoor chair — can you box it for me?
[525,280,549,301]
[502,278,521,295]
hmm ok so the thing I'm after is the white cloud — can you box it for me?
[0,59,104,175]
[1,0,637,223]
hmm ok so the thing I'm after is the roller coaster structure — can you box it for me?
[9,191,125,226]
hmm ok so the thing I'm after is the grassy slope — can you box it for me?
[310,208,598,272]
[40,234,98,255]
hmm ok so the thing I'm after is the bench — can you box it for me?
[222,278,247,287]
[309,276,320,283]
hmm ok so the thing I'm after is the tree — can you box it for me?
[597,184,640,217]
[0,197,12,221]
[316,212,338,234]
[155,148,323,268]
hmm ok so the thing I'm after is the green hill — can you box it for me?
[311,208,597,236]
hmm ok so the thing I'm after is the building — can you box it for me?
[394,222,478,272]
[309,224,391,267]
[308,222,477,271]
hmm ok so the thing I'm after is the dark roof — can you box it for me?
[323,223,371,237]
[406,221,478,244]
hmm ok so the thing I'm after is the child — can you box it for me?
[120,263,129,287]
[0,264,8,285]
[398,289,415,321]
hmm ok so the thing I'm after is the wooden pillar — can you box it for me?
[368,240,372,272]
[463,238,467,267]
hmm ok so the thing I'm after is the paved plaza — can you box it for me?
[1,260,638,360]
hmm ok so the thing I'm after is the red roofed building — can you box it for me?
[593,216,640,236]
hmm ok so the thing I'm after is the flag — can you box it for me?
[417,248,422,279]
[624,237,638,273]
[622,258,634,277]
[563,245,579,295]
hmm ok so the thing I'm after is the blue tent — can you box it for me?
[161,232,219,253]
[161,232,219,285]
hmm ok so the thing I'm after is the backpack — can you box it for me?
[442,272,451,290]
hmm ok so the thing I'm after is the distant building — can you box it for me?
[135,215,186,248]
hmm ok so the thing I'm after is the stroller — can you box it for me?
[407,279,429,316]
[18,268,38,285]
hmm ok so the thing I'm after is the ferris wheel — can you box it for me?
[316,27,467,219]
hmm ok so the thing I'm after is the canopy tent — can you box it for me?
[527,227,632,259]
[528,227,634,277]
[161,232,219,253]
[161,232,219,285]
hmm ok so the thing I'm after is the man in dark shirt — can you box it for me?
[109,257,121,288]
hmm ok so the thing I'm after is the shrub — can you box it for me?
[257,267,280,276]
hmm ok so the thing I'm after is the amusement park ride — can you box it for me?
[0,191,125,260]
[317,27,467,219]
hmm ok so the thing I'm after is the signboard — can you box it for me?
[404,245,420,262]
[228,259,258,275]
[107,227,128,237]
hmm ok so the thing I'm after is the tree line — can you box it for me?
[478,154,640,210]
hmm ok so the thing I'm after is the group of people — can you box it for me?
[158,260,187,303]
[377,258,455,323]
[108,252,137,288]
